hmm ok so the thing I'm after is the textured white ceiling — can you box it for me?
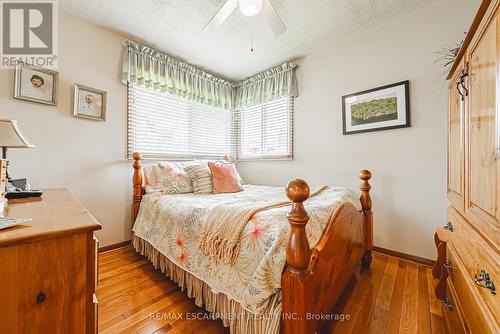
[58,0,439,81]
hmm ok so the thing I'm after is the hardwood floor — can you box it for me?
[97,246,446,334]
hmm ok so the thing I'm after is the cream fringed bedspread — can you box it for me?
[198,185,328,265]
[132,185,361,325]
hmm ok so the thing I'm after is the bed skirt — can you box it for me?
[132,234,282,334]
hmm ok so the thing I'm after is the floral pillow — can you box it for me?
[157,162,193,194]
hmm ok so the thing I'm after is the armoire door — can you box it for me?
[448,60,466,212]
[465,7,500,250]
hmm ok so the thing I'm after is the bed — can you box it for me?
[130,152,373,334]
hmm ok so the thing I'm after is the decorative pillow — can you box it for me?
[184,164,213,194]
[143,164,163,193]
[157,162,193,194]
[208,162,244,194]
[218,160,245,185]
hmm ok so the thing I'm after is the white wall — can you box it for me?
[0,1,480,256]
[0,11,131,246]
[236,0,481,259]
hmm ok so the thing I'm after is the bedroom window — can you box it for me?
[237,96,294,160]
[127,84,233,160]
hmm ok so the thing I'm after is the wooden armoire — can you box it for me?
[434,0,500,333]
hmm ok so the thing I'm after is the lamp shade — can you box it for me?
[0,119,35,148]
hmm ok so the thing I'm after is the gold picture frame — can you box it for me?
[14,63,58,106]
[73,84,107,121]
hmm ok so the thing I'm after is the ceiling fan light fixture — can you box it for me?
[239,0,262,17]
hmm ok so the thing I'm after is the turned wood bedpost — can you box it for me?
[282,179,312,334]
[285,179,311,272]
[359,170,373,267]
[131,152,143,226]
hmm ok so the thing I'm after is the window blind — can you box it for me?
[237,97,294,160]
[128,84,234,160]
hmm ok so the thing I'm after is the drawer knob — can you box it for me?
[443,297,453,309]
[443,221,454,232]
[474,269,496,295]
[443,260,452,270]
[36,292,46,303]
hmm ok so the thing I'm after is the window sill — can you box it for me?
[236,157,294,162]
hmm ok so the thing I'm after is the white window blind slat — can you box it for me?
[128,84,234,160]
[237,96,293,160]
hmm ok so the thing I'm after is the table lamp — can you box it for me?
[0,118,35,182]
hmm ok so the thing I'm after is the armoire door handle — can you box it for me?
[443,297,453,309]
[475,269,496,295]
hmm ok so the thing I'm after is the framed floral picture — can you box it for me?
[73,84,107,121]
[342,81,410,135]
[14,63,58,106]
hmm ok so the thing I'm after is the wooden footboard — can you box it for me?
[282,171,372,334]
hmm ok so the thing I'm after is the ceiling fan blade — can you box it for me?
[202,0,238,31]
[261,0,286,36]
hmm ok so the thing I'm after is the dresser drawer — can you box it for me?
[443,280,469,334]
[0,233,88,333]
[446,242,499,333]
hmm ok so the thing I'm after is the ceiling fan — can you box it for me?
[203,0,287,36]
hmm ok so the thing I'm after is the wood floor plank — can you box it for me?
[366,306,389,334]
[99,259,151,281]
[398,262,419,334]
[426,268,442,317]
[418,265,432,334]
[101,290,187,334]
[384,260,407,334]
[99,246,136,261]
[97,270,169,305]
[430,313,447,334]
[351,255,388,333]
[376,257,399,311]
[99,246,438,334]
[330,301,362,334]
[135,299,194,334]
[98,262,158,288]
[99,280,177,321]
[99,253,147,271]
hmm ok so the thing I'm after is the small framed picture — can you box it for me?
[342,81,410,135]
[14,63,58,106]
[73,84,107,121]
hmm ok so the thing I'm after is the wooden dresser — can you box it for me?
[434,1,500,333]
[0,188,101,334]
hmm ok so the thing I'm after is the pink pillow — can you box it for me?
[208,162,243,194]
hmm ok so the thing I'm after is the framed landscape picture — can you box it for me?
[14,63,58,106]
[342,81,410,135]
[73,84,107,121]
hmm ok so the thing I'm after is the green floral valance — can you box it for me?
[122,41,299,111]
[235,62,299,110]
[122,41,235,110]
